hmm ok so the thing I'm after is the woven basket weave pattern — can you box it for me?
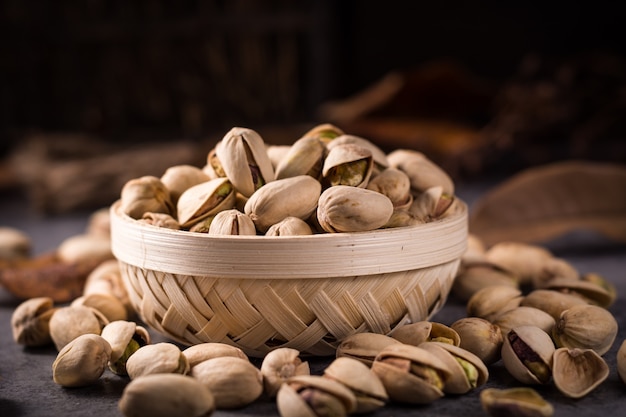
[111,201,467,357]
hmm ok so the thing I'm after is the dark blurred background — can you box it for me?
[1,0,625,212]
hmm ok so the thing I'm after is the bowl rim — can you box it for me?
[110,200,467,279]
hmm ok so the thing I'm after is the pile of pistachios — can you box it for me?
[119,124,457,235]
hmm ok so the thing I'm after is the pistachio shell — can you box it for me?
[327,134,389,169]
[215,127,275,197]
[244,175,322,233]
[451,317,503,365]
[409,186,455,221]
[182,342,249,369]
[278,374,357,417]
[387,149,454,195]
[119,374,215,417]
[480,387,554,417]
[265,216,314,236]
[501,326,555,385]
[71,293,128,323]
[542,277,615,308]
[191,356,263,409]
[323,357,388,414]
[302,123,344,143]
[317,186,393,233]
[552,304,618,355]
[120,175,174,219]
[100,320,150,375]
[274,136,326,180]
[335,333,402,367]
[52,334,112,387]
[390,321,460,347]
[266,144,291,170]
[139,212,181,230]
[581,272,617,307]
[466,285,523,321]
[322,143,374,188]
[552,347,609,398]
[126,343,189,379]
[82,259,133,317]
[260,348,310,398]
[11,297,56,347]
[521,289,588,320]
[453,262,520,303]
[485,241,553,285]
[530,257,580,288]
[366,168,411,208]
[208,209,257,236]
[177,178,236,228]
[57,233,113,265]
[160,164,211,204]
[49,305,108,351]
[493,306,556,337]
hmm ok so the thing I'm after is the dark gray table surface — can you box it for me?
[1,182,625,417]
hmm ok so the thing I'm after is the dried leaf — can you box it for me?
[469,161,626,246]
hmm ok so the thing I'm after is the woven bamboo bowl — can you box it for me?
[110,200,468,357]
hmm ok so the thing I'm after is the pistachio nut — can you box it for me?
[11,296,57,347]
[244,175,322,233]
[453,262,519,303]
[0,226,31,260]
[327,134,389,170]
[82,259,133,317]
[501,326,555,385]
[485,241,553,285]
[462,234,487,264]
[191,356,263,409]
[530,257,580,288]
[317,185,394,233]
[323,356,388,414]
[119,374,215,417]
[56,233,113,265]
[552,304,618,355]
[208,209,257,236]
[418,341,489,394]
[160,164,211,204]
[274,136,326,180]
[214,127,275,197]
[176,177,236,228]
[277,374,357,417]
[126,342,189,379]
[390,321,460,347]
[480,387,554,417]
[322,143,373,188]
[382,209,424,228]
[188,216,216,233]
[617,340,626,384]
[120,175,174,219]
[466,285,523,322]
[552,347,609,398]
[387,149,454,195]
[139,212,181,230]
[371,343,451,404]
[182,342,249,369]
[71,293,128,323]
[520,289,588,320]
[450,317,503,366]
[265,216,314,236]
[52,333,112,387]
[581,272,617,307]
[335,333,402,367]
[266,144,291,171]
[100,320,151,376]
[366,167,412,209]
[49,305,108,351]
[493,306,556,337]
[260,347,310,398]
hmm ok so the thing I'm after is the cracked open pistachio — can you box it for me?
[160,164,211,205]
[120,175,174,219]
[552,347,609,398]
[371,343,451,404]
[126,342,189,379]
[617,340,626,384]
[366,167,412,209]
[552,304,618,355]
[387,149,454,195]
[317,185,394,233]
[244,175,322,233]
[501,326,555,385]
[49,305,108,351]
[71,293,127,323]
[335,333,402,367]
[480,387,554,417]
[265,216,313,236]
[214,127,275,197]
[327,134,389,171]
[176,177,236,228]
[208,209,257,236]
[418,341,489,394]
[322,143,373,188]
[52,333,112,387]
[260,347,310,398]
[409,186,455,222]
[302,123,344,144]
[323,356,388,414]
[11,297,57,347]
[119,374,215,417]
[100,320,150,376]
[390,321,460,347]
[451,317,503,366]
[191,356,263,409]
[277,374,357,417]
[520,289,588,321]
[183,342,248,369]
[493,306,556,337]
[274,136,326,180]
